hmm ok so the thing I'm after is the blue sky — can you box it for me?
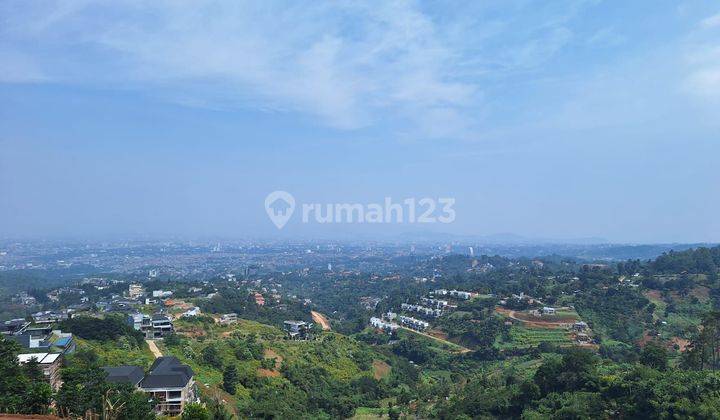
[1,0,719,242]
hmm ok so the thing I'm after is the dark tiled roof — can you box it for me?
[103,365,145,385]
[140,356,193,389]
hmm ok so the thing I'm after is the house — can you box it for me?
[10,329,75,354]
[254,292,265,306]
[128,312,153,338]
[370,317,399,332]
[103,365,145,387]
[542,307,556,315]
[420,297,449,309]
[399,315,429,331]
[17,352,63,390]
[139,357,197,416]
[219,313,238,324]
[283,320,310,340]
[401,303,442,317]
[152,290,173,298]
[31,310,68,324]
[181,307,201,318]
[573,321,589,331]
[128,313,173,339]
[151,314,174,339]
[1,318,30,336]
[448,290,473,300]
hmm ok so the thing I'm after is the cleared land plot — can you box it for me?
[506,326,573,348]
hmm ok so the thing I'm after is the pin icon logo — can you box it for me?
[265,191,295,229]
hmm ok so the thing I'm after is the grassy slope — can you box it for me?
[158,318,396,413]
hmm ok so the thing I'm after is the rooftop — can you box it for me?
[103,365,145,385]
[140,356,193,389]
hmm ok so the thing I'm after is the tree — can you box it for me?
[0,337,52,415]
[207,397,236,420]
[534,348,598,395]
[111,383,155,420]
[0,337,27,413]
[202,345,223,369]
[23,381,52,415]
[222,364,239,394]
[182,402,210,420]
[683,311,720,371]
[56,351,109,418]
[640,341,668,371]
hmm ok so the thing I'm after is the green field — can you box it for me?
[504,326,572,348]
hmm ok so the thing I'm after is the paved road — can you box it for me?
[146,339,163,358]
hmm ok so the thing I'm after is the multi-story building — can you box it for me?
[104,357,197,416]
[1,318,30,336]
[17,352,63,390]
[128,313,173,339]
[152,290,173,298]
[128,284,145,299]
[9,329,75,354]
[181,307,201,318]
[219,313,238,324]
[151,314,174,338]
[399,315,430,331]
[370,317,399,332]
[401,303,443,317]
[434,289,474,300]
[283,320,310,340]
[420,297,449,309]
[31,310,69,324]
[128,312,153,338]
[141,357,197,416]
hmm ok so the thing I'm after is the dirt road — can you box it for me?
[399,326,471,353]
[495,307,570,329]
[311,311,331,331]
[146,339,163,358]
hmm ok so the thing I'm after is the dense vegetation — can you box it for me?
[4,245,720,418]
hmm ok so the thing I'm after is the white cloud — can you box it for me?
[0,0,591,138]
[700,13,720,29]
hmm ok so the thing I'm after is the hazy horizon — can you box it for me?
[2,1,719,243]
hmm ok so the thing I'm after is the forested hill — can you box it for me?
[650,246,720,275]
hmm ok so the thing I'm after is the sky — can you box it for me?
[1,0,719,243]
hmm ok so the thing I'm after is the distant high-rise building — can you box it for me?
[469,246,474,256]
[128,284,144,299]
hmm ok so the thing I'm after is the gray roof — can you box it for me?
[103,365,145,385]
[140,356,193,389]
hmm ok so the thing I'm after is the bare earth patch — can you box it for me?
[257,368,281,377]
[372,360,391,380]
[311,311,332,331]
[672,337,690,352]
[264,348,283,369]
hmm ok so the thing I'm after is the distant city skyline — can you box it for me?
[1,1,719,243]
